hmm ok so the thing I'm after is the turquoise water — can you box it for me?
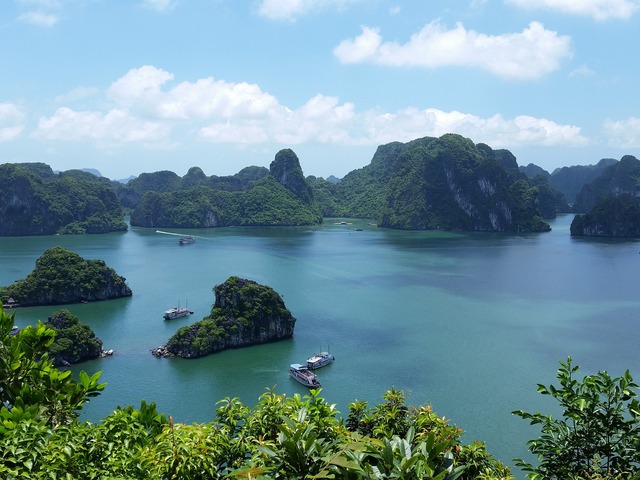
[1,214,639,470]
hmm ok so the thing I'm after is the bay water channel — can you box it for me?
[1,214,639,470]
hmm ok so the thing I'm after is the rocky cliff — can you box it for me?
[156,276,295,359]
[379,134,550,232]
[46,309,104,366]
[0,246,132,306]
[269,149,314,204]
[570,193,640,237]
[0,163,127,236]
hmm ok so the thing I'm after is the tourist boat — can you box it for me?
[178,235,196,245]
[163,305,194,320]
[307,351,335,370]
[289,364,321,388]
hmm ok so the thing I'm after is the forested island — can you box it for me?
[45,309,106,366]
[153,276,296,359]
[0,246,132,306]
[2,134,639,237]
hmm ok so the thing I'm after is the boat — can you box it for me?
[178,235,196,245]
[307,351,335,370]
[163,305,194,320]
[289,364,321,388]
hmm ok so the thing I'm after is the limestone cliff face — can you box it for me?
[570,193,640,237]
[161,277,295,359]
[379,134,550,232]
[269,149,314,204]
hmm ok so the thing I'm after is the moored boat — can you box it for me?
[163,305,194,320]
[307,351,335,370]
[289,363,321,388]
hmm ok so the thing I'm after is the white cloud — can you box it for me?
[18,10,59,26]
[256,0,359,21]
[0,103,26,141]
[141,0,179,12]
[108,66,282,120]
[506,0,640,20]
[35,107,168,143]
[603,117,640,147]
[355,108,587,148]
[334,21,571,80]
[35,66,588,153]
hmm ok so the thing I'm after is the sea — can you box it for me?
[1,214,639,473]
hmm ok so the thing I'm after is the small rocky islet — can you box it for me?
[152,276,295,359]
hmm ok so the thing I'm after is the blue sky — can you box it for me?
[1,0,639,180]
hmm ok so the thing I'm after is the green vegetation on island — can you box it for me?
[0,163,127,236]
[570,193,640,237]
[3,307,640,479]
[128,149,322,228]
[158,276,295,358]
[45,309,104,366]
[7,135,640,236]
[0,246,132,306]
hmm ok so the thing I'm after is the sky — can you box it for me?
[1,0,639,180]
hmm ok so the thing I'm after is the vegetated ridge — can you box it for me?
[0,162,127,236]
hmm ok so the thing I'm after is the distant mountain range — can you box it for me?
[2,134,639,237]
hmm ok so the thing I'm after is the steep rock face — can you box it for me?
[161,276,295,359]
[573,156,640,212]
[570,193,640,237]
[270,149,314,204]
[0,163,127,236]
[380,134,550,232]
[0,246,132,306]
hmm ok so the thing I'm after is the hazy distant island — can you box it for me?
[566,155,640,237]
[0,246,132,307]
[3,134,640,236]
[152,276,295,359]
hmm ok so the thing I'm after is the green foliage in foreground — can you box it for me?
[513,357,640,479]
[4,305,640,479]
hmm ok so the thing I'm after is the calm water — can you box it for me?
[1,215,639,471]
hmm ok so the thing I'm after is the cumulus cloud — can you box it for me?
[334,21,572,80]
[505,0,640,20]
[603,117,640,147]
[108,65,282,120]
[0,103,26,141]
[34,65,587,152]
[35,107,168,143]
[256,0,359,21]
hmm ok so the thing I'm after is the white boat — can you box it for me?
[307,351,335,370]
[289,364,321,388]
[178,235,196,245]
[163,305,194,320]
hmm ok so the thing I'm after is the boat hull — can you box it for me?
[289,364,321,388]
[307,352,335,370]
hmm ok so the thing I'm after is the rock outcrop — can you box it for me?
[46,309,105,366]
[570,193,640,237]
[269,149,314,204]
[0,246,132,306]
[155,276,295,359]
